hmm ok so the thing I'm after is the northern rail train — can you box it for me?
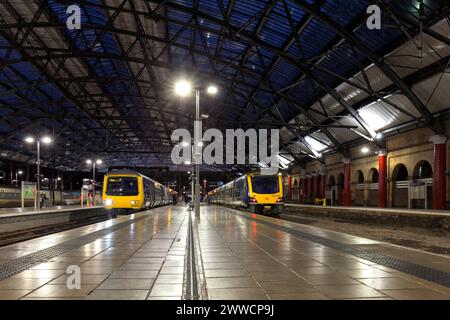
[207,173,284,214]
[102,169,176,214]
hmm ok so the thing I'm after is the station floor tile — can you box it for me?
[357,277,425,290]
[0,290,31,300]
[49,274,109,286]
[207,288,268,300]
[109,270,159,279]
[315,284,386,299]
[269,292,329,300]
[381,289,450,300]
[205,277,260,289]
[300,274,360,286]
[0,278,50,290]
[97,278,154,290]
[154,275,184,284]
[149,284,183,297]
[86,289,148,300]
[25,284,97,298]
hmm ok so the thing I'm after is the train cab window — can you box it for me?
[251,176,279,194]
[106,177,139,196]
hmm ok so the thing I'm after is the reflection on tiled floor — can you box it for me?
[1,204,450,300]
[0,206,187,300]
[197,206,450,300]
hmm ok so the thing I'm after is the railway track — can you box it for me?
[0,215,111,247]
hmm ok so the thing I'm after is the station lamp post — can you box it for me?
[15,170,23,187]
[86,159,102,206]
[174,80,218,217]
[25,136,52,209]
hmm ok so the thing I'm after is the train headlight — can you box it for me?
[130,200,139,207]
[277,197,284,203]
[104,198,113,206]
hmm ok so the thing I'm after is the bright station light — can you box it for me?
[361,147,370,153]
[96,159,103,165]
[207,85,218,95]
[41,136,52,144]
[25,137,35,143]
[86,159,92,165]
[174,80,192,97]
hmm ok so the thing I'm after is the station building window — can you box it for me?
[368,168,379,206]
[354,170,365,206]
[392,164,409,208]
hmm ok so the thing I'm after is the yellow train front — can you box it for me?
[102,169,175,214]
[208,173,284,215]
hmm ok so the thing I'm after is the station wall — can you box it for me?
[288,120,450,209]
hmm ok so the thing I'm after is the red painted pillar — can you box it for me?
[343,158,351,206]
[378,149,387,208]
[319,174,325,198]
[303,175,309,202]
[312,174,318,200]
[287,176,292,201]
[430,135,447,210]
[308,175,313,202]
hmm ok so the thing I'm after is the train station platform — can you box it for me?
[0,205,449,300]
[285,204,450,231]
[0,205,107,235]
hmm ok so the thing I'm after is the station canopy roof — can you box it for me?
[0,0,449,172]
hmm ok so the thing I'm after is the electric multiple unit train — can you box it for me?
[207,173,284,214]
[102,169,176,214]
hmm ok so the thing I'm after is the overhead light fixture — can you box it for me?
[182,141,190,147]
[184,161,191,165]
[361,147,370,153]
[86,159,92,164]
[96,159,102,165]
[41,136,52,144]
[206,85,218,95]
[174,80,191,97]
[375,132,383,140]
[24,137,34,143]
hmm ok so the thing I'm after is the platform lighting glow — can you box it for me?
[57,177,61,181]
[184,161,191,165]
[361,147,370,153]
[18,171,23,175]
[25,137,34,143]
[182,141,190,147]
[376,133,383,140]
[207,85,218,95]
[174,80,191,97]
[41,136,52,144]
[198,142,204,147]
[187,171,191,174]
[86,159,92,164]
[96,159,102,165]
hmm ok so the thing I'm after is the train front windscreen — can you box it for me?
[251,176,279,194]
[106,177,139,196]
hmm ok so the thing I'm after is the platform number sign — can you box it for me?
[366,5,381,30]
[66,4,81,30]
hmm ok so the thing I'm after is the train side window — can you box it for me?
[234,178,244,198]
